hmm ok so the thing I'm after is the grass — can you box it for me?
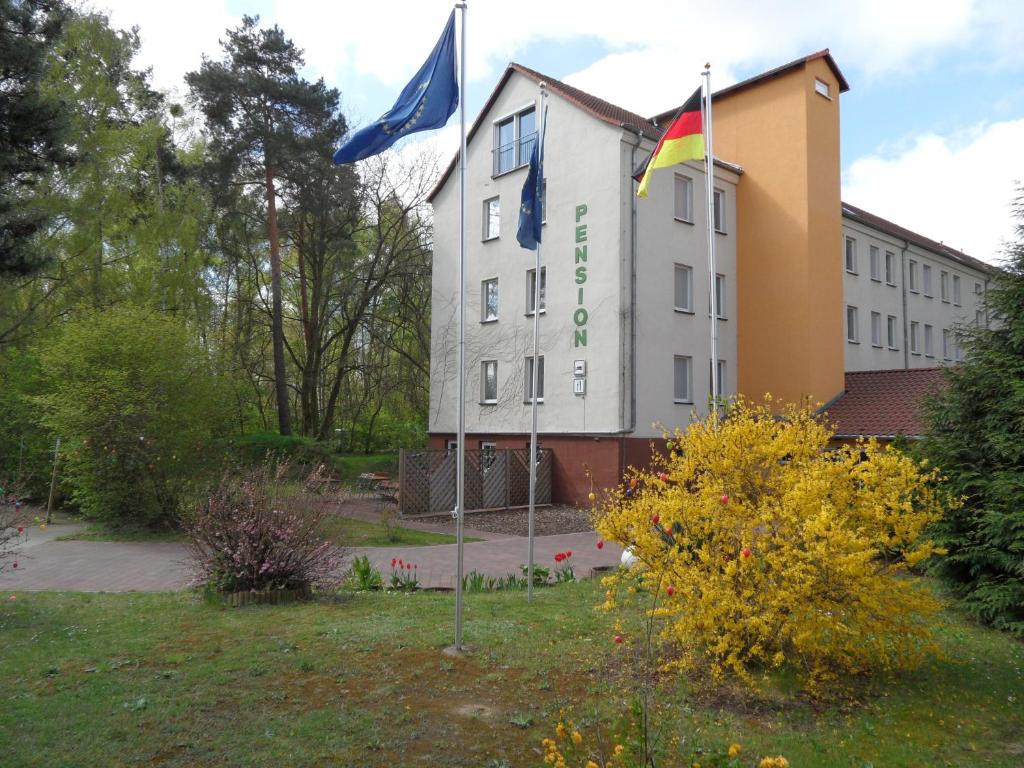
[1,582,1021,767]
[55,516,471,548]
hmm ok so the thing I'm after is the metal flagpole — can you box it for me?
[702,64,720,408]
[527,84,547,604]
[453,0,468,650]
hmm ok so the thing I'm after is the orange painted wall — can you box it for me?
[711,61,845,409]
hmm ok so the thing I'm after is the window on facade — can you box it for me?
[674,264,693,312]
[674,175,693,222]
[908,260,918,292]
[924,324,934,357]
[922,264,933,296]
[481,360,498,403]
[869,246,881,281]
[941,270,950,302]
[845,237,857,274]
[846,305,859,343]
[955,340,964,362]
[673,355,693,403]
[710,358,726,395]
[525,355,544,402]
[976,308,985,327]
[953,274,961,306]
[814,78,831,99]
[715,274,727,318]
[480,441,497,471]
[871,311,882,347]
[887,315,898,349]
[975,281,983,295]
[526,267,546,314]
[483,197,500,240]
[910,321,920,354]
[493,107,536,175]
[885,251,896,285]
[713,189,726,233]
[942,329,952,360]
[481,278,499,322]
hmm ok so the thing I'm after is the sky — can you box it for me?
[97,0,1024,264]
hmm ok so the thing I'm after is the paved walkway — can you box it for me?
[0,517,622,593]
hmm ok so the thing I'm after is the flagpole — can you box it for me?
[453,0,468,650]
[527,84,547,604]
[702,64,720,409]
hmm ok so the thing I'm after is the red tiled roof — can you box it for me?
[824,368,948,439]
[842,201,994,274]
[651,49,849,124]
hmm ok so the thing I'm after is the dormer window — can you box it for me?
[493,106,536,176]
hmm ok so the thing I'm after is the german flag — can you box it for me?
[633,87,704,198]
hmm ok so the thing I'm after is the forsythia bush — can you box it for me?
[595,397,948,689]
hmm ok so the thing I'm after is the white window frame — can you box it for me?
[710,358,726,395]
[885,250,897,286]
[846,305,859,343]
[480,441,497,471]
[922,264,933,297]
[715,273,727,319]
[483,197,500,241]
[674,174,694,223]
[481,278,499,323]
[908,260,918,292]
[492,105,537,176]
[713,189,726,233]
[526,266,546,315]
[910,321,920,355]
[814,78,831,99]
[869,246,881,281]
[845,237,857,274]
[674,263,694,313]
[887,314,899,350]
[673,355,693,404]
[481,360,498,404]
[941,270,950,303]
[870,311,882,347]
[953,274,961,306]
[524,355,544,403]
[942,328,952,360]
[924,324,934,357]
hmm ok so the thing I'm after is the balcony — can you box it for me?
[492,131,537,177]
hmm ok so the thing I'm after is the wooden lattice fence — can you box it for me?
[399,447,552,516]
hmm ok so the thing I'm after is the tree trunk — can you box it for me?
[265,163,292,435]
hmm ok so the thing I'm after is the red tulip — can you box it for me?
[398,559,403,567]
[16,526,24,534]
[406,563,412,570]
[720,494,730,505]
[666,585,675,596]
[566,551,572,558]
[659,472,669,482]
[11,562,17,569]
[596,540,605,550]
[741,547,752,559]
[554,553,564,563]
[391,558,397,567]
[651,514,660,525]
[614,635,623,644]
[664,526,673,536]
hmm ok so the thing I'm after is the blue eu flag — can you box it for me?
[516,108,546,250]
[333,12,459,164]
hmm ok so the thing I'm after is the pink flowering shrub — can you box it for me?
[185,464,343,593]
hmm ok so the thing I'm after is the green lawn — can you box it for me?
[0,582,1021,767]
[56,516,470,548]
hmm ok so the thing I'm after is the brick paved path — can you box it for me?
[0,519,623,593]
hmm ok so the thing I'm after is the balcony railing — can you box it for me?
[492,132,537,177]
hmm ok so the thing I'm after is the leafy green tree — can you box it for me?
[921,188,1024,632]
[0,0,73,275]
[187,16,341,436]
[37,305,236,528]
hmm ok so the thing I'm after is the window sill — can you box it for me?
[481,318,498,325]
[846,270,858,276]
[886,281,898,287]
[911,351,921,356]
[941,299,950,304]
[674,308,695,315]
[524,310,547,317]
[909,289,919,294]
[923,294,933,299]
[674,217,694,225]
[523,400,544,405]
[888,346,899,351]
[491,163,529,180]
[953,302,961,307]
[715,229,727,236]
[480,400,497,406]
[673,399,694,405]
[482,236,499,243]
[924,354,935,359]
[847,339,859,344]
[871,343,883,348]
[870,277,882,283]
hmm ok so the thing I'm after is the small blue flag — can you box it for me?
[516,107,546,250]
[333,11,459,164]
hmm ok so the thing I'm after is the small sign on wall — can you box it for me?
[573,377,586,396]
[573,359,586,376]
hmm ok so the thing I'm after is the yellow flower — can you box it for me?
[555,723,567,739]
[728,743,742,758]
[571,730,583,746]
[586,762,600,768]
[613,744,624,756]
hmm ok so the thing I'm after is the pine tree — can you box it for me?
[921,188,1024,633]
[187,16,340,436]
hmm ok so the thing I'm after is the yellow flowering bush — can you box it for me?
[595,397,947,690]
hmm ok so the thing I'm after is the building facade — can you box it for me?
[426,53,992,504]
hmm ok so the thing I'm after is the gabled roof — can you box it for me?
[842,201,994,274]
[651,49,850,124]
[429,62,660,202]
[825,368,948,439]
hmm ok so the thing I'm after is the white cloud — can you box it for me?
[843,120,1024,264]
